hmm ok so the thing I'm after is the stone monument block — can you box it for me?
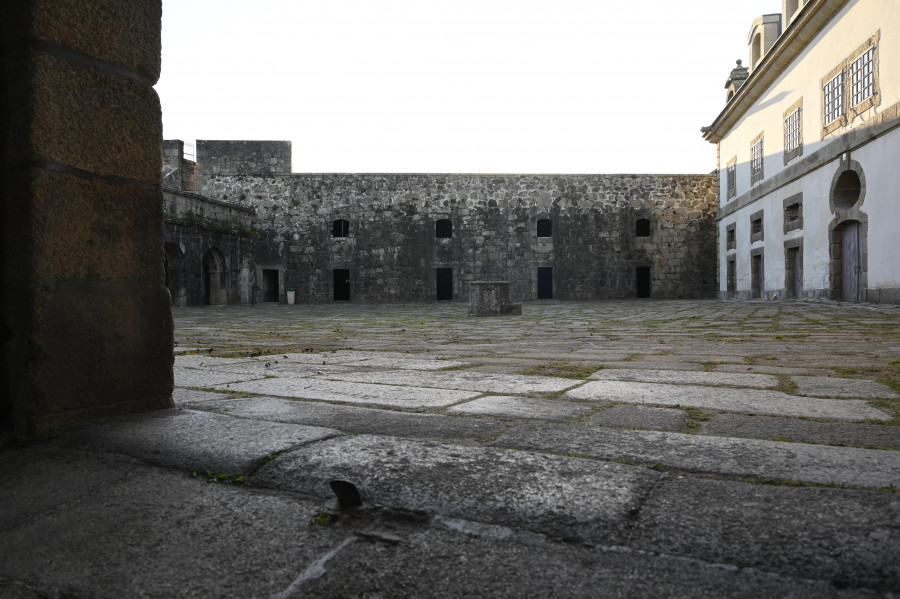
[468,281,522,316]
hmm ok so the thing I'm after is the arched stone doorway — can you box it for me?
[164,243,187,307]
[202,248,228,305]
[828,158,868,302]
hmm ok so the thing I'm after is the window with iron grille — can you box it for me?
[823,72,844,125]
[784,107,801,154]
[750,135,764,185]
[851,47,875,107]
[726,161,736,199]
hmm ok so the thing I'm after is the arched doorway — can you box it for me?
[828,159,867,302]
[164,243,187,307]
[202,248,228,305]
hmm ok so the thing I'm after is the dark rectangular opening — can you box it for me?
[537,219,552,238]
[262,269,279,302]
[333,268,350,301]
[332,219,349,238]
[435,219,452,238]
[785,247,802,298]
[727,259,736,299]
[636,267,651,298]
[537,267,553,299]
[751,254,763,298]
[635,219,651,237]
[436,268,453,300]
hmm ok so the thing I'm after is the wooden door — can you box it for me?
[842,222,860,302]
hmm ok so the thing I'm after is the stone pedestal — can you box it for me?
[468,282,522,316]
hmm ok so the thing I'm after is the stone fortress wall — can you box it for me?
[165,140,718,304]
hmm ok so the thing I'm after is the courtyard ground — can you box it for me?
[2,300,900,597]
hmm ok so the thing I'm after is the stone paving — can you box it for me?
[172,300,900,452]
[3,299,900,597]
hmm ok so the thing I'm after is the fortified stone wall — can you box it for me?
[195,142,717,303]
[196,140,291,177]
[163,188,256,306]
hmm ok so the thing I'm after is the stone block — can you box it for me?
[24,168,164,281]
[219,377,480,409]
[493,424,900,488]
[468,281,521,316]
[447,396,592,421]
[56,409,340,475]
[29,50,162,183]
[4,0,161,82]
[11,283,173,432]
[565,380,891,421]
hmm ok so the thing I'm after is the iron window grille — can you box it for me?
[750,136,764,185]
[823,72,844,126]
[784,108,801,154]
[726,162,736,199]
[851,47,875,107]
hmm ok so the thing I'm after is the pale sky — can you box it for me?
[158,1,778,174]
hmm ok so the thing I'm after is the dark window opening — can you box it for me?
[436,268,453,300]
[726,162,736,199]
[750,213,764,243]
[435,219,452,238]
[537,267,553,299]
[784,201,802,232]
[537,219,552,238]
[726,226,736,250]
[751,218,762,235]
[333,269,350,301]
[262,269,279,302]
[635,219,651,237]
[332,219,349,238]
[636,267,651,298]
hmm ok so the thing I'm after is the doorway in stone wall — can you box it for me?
[636,267,651,298]
[262,269,279,302]
[333,269,350,301]
[785,245,802,298]
[537,267,553,299]
[839,221,862,302]
[751,252,763,299]
[202,248,227,305]
[436,268,453,300]
[164,242,186,306]
[726,258,736,299]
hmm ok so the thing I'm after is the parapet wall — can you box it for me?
[197,140,292,177]
[197,160,717,302]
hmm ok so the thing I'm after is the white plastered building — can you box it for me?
[703,0,900,303]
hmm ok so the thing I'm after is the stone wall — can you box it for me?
[2,1,173,435]
[196,140,291,177]
[195,142,717,303]
[163,139,196,191]
[163,189,256,306]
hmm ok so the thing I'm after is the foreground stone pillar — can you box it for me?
[468,281,522,316]
[1,1,173,436]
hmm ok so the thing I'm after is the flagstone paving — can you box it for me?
[8,300,896,596]
[565,380,892,420]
